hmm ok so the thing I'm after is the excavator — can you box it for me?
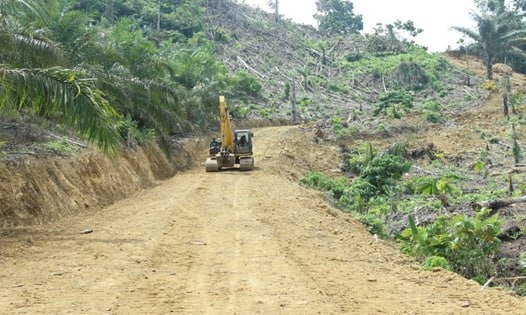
[205,96,254,172]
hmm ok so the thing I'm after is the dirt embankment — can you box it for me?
[0,139,206,228]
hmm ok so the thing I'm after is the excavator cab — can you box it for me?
[234,130,253,155]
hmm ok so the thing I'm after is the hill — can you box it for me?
[206,2,526,293]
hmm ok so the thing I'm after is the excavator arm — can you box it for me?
[219,96,234,152]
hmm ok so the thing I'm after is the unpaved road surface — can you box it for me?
[1,126,526,314]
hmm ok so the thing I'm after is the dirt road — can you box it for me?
[1,126,525,314]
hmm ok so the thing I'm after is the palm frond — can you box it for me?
[0,0,46,26]
[0,66,121,154]
[12,34,65,67]
[450,26,481,42]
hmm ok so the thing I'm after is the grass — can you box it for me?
[42,139,79,156]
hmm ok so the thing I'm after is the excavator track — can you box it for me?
[205,158,219,172]
[239,156,254,171]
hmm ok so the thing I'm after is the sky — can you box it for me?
[242,0,477,52]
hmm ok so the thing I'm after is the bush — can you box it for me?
[118,116,155,146]
[360,152,411,194]
[425,110,441,123]
[481,80,497,91]
[231,70,262,96]
[422,256,451,271]
[399,209,502,279]
[421,100,442,123]
[374,89,413,118]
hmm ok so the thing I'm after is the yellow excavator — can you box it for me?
[205,96,254,172]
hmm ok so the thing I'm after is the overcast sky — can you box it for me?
[242,0,477,52]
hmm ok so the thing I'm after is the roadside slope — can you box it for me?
[1,126,525,314]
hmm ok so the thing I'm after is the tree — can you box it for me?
[0,0,121,154]
[314,0,363,35]
[267,0,279,22]
[452,4,526,79]
[366,20,423,54]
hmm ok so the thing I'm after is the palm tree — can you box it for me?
[0,0,121,154]
[452,8,526,79]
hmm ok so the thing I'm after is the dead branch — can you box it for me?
[308,48,323,58]
[236,56,266,79]
[327,39,341,55]
[47,133,87,148]
[274,66,293,82]
[481,276,526,290]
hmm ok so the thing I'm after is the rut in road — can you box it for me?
[1,126,526,314]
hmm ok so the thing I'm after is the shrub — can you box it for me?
[425,110,441,123]
[231,70,262,96]
[118,116,155,146]
[399,209,502,279]
[422,256,451,271]
[374,89,413,118]
[360,152,411,194]
[481,80,497,91]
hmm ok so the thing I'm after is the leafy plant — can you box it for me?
[399,209,502,279]
[231,70,262,97]
[509,91,524,114]
[422,255,451,271]
[421,100,442,123]
[414,176,459,197]
[374,89,414,118]
[481,80,498,91]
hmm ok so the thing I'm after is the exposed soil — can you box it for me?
[1,126,526,314]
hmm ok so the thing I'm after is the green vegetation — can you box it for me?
[300,140,510,283]
[374,89,414,118]
[452,0,526,79]
[301,142,411,236]
[314,0,363,35]
[400,210,501,281]
[0,0,249,155]
[421,101,443,123]
[43,140,79,156]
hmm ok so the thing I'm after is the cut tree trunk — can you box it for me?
[474,195,526,216]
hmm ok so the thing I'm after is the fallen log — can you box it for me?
[474,195,526,216]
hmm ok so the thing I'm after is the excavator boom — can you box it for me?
[219,96,234,152]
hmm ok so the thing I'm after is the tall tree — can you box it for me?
[452,6,526,79]
[314,0,363,35]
